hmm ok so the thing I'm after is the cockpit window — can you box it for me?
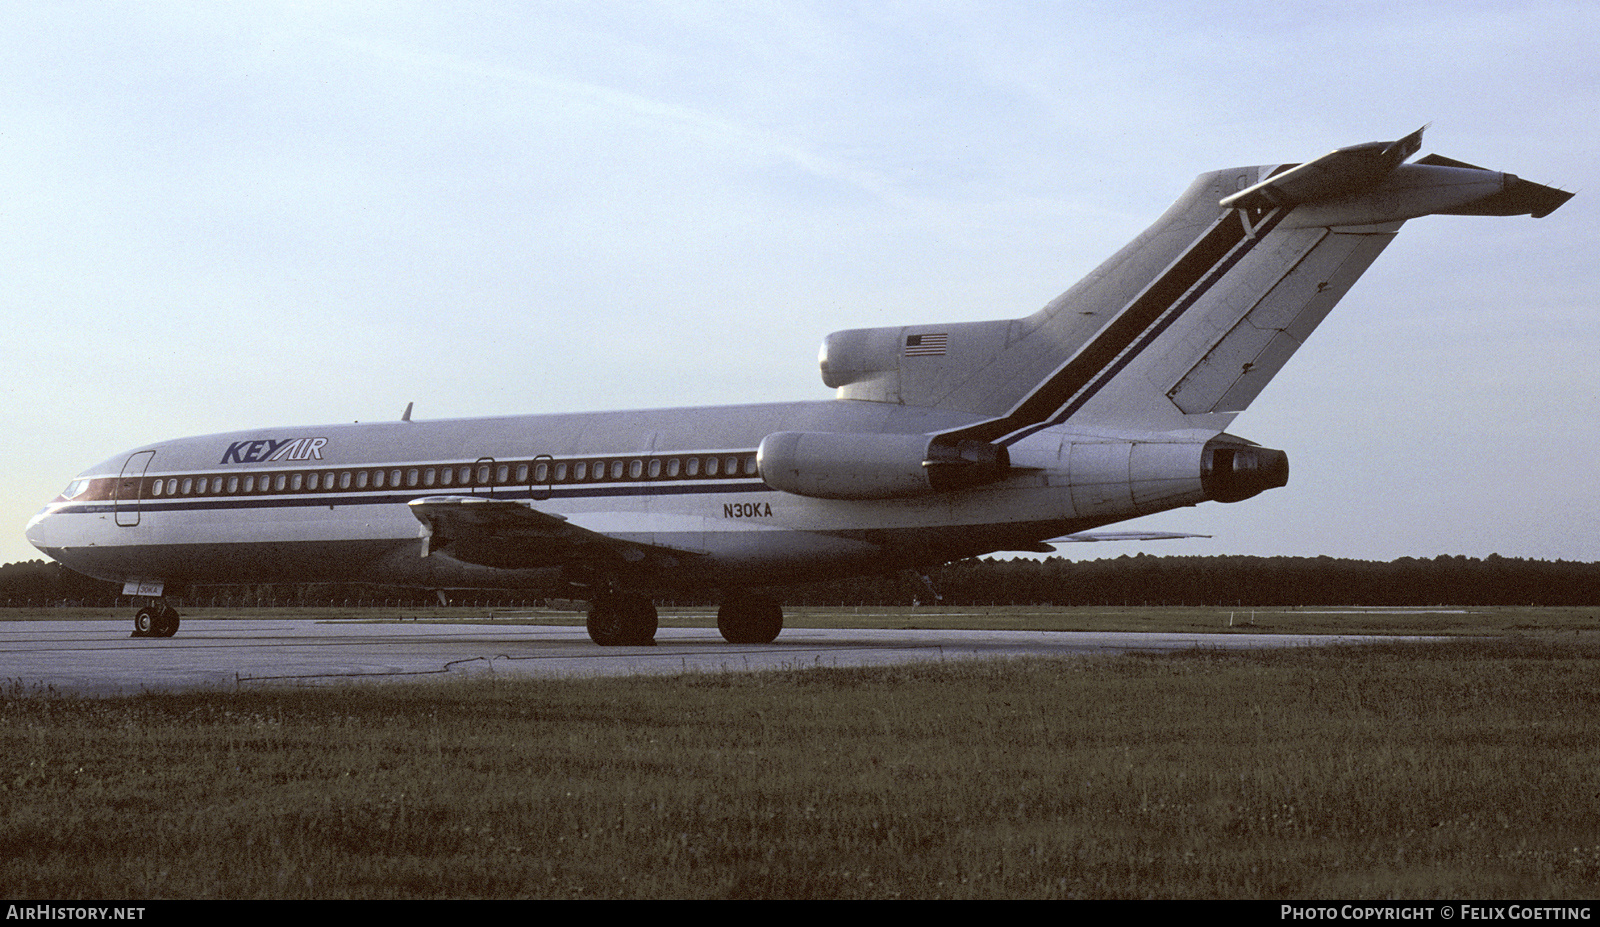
[61,479,89,500]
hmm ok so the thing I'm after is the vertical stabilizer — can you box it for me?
[818,129,1571,445]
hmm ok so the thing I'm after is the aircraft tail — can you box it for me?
[819,128,1571,442]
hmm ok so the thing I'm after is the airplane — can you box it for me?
[24,129,1572,645]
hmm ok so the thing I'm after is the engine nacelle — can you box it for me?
[758,431,1010,500]
[1066,434,1289,519]
[1202,438,1290,503]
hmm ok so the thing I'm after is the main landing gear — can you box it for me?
[717,595,783,645]
[583,593,786,645]
[586,593,658,646]
[132,601,180,638]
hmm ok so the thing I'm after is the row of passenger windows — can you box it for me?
[143,453,761,498]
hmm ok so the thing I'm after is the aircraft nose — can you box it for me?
[25,506,56,553]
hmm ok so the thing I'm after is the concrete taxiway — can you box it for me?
[0,617,1421,696]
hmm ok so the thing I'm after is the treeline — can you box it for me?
[789,553,1600,607]
[3,553,1599,608]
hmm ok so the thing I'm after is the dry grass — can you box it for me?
[3,636,1599,898]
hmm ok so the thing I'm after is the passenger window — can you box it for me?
[340,472,352,490]
[151,480,164,497]
[611,460,624,479]
[357,471,369,489]
[648,459,661,478]
[497,464,509,483]
[373,471,386,488]
[516,464,528,482]
[181,478,193,495]
[667,458,681,477]
[629,459,643,479]
[460,466,473,484]
[574,462,587,481]
[242,476,253,493]
[424,468,436,486]
[685,457,700,476]
[554,462,568,481]
[291,473,304,491]
[706,457,720,476]
[533,462,548,482]
[440,468,453,486]
[274,474,287,491]
[407,469,419,487]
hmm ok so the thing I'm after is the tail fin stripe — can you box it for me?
[948,207,1286,445]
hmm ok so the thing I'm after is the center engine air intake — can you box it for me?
[758,432,1010,500]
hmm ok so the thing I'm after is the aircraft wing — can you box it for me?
[1050,531,1211,543]
[407,496,703,573]
[1001,531,1210,553]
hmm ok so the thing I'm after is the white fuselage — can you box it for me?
[25,398,1213,595]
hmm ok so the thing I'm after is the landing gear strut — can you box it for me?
[586,593,658,646]
[717,596,783,644]
[132,601,180,638]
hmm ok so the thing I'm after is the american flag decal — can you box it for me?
[904,333,948,356]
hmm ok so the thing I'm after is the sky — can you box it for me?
[3,1,1596,568]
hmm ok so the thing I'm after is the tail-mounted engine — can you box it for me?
[1202,436,1290,503]
[758,431,1010,500]
[1066,434,1289,519]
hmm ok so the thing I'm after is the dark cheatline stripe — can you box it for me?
[60,481,774,518]
[944,207,1280,446]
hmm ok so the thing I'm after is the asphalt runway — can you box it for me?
[0,617,1418,696]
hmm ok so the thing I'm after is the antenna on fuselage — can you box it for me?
[401,402,413,422]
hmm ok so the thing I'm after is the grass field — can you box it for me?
[2,608,1599,898]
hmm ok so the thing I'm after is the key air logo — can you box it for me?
[219,437,329,464]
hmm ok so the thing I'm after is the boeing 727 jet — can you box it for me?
[25,129,1572,644]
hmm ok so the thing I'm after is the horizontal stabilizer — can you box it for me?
[1221,127,1425,210]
